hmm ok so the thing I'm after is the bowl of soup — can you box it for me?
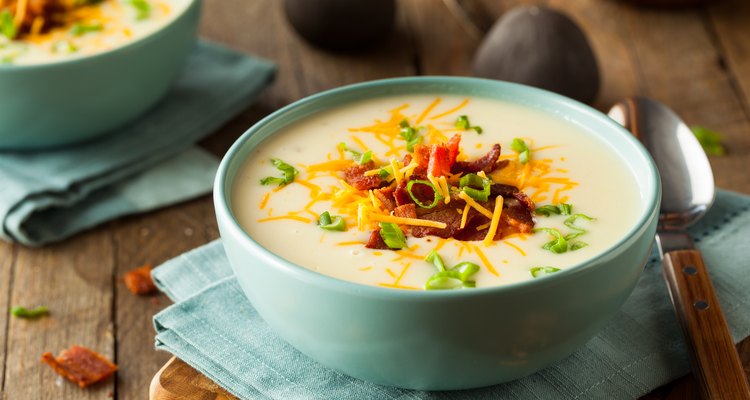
[214,77,661,390]
[0,0,200,149]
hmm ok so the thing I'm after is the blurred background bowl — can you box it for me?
[0,0,201,150]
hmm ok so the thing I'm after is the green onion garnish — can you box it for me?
[318,211,346,231]
[563,213,594,240]
[379,222,407,249]
[535,203,573,217]
[511,138,531,164]
[424,251,480,290]
[454,115,483,134]
[570,241,589,251]
[10,305,48,319]
[406,179,443,209]
[1,9,16,40]
[691,126,726,156]
[399,119,422,152]
[338,143,372,165]
[425,250,446,272]
[70,22,103,36]
[459,173,491,202]
[51,40,78,54]
[533,227,568,254]
[378,166,392,180]
[260,158,299,187]
[530,266,560,278]
[128,0,152,20]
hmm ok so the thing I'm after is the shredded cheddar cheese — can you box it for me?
[457,191,493,219]
[482,196,504,246]
[369,214,447,229]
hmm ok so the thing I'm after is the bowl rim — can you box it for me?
[214,76,662,299]
[0,0,200,71]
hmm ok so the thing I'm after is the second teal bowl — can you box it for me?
[214,77,661,390]
[0,0,201,150]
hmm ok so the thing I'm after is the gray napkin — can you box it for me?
[153,189,750,400]
[0,41,275,246]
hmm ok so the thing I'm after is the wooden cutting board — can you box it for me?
[149,357,238,400]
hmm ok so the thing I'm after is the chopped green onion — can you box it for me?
[318,211,346,231]
[511,138,530,164]
[260,158,298,187]
[128,0,152,20]
[424,253,480,290]
[399,119,422,152]
[338,143,372,165]
[425,250,446,272]
[1,9,16,40]
[534,227,568,254]
[452,262,480,281]
[530,266,560,278]
[459,173,491,202]
[379,222,407,249]
[378,167,392,180]
[691,126,726,156]
[406,179,443,209]
[563,214,594,238]
[454,115,483,134]
[70,22,103,36]
[51,40,78,54]
[570,241,589,251]
[535,203,573,217]
[10,305,48,319]
[425,273,464,290]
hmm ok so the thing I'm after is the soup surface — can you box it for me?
[0,0,190,65]
[233,95,642,290]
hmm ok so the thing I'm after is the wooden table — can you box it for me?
[2,0,750,399]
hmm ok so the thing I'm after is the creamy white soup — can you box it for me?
[0,0,190,65]
[232,96,642,290]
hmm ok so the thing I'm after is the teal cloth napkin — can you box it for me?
[153,189,750,400]
[0,41,275,246]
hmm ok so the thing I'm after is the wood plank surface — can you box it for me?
[2,0,750,399]
[4,232,116,399]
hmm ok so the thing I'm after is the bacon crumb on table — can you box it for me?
[41,346,117,388]
[123,264,158,295]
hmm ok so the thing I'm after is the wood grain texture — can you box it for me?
[0,243,14,396]
[662,247,750,399]
[4,231,116,399]
[150,358,237,400]
[112,197,216,400]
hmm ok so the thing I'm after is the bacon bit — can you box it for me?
[41,346,117,388]
[452,144,504,175]
[123,264,157,295]
[365,229,389,250]
[428,143,452,177]
[344,161,385,190]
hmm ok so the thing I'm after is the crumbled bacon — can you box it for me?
[364,229,389,249]
[393,203,417,219]
[123,264,158,295]
[343,161,385,191]
[360,135,535,245]
[451,144,505,175]
[501,198,535,233]
[41,346,117,388]
[373,187,397,211]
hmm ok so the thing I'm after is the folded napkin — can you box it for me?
[153,189,750,400]
[0,40,275,246]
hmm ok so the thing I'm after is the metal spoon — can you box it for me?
[609,97,750,399]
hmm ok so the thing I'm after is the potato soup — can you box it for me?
[0,0,190,65]
[232,95,642,290]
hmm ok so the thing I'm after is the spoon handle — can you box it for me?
[662,248,750,399]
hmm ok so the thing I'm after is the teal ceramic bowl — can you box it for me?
[0,0,201,150]
[214,77,661,390]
